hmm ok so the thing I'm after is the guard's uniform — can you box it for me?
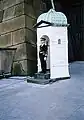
[39,44,48,73]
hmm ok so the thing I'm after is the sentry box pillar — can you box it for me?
[34,9,70,79]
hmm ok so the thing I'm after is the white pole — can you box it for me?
[51,0,55,10]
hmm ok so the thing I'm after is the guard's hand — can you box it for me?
[45,53,47,56]
[44,57,47,61]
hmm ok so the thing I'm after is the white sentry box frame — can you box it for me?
[37,24,70,79]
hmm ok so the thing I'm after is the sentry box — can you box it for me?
[34,9,70,79]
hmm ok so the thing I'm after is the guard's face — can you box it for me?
[41,40,45,45]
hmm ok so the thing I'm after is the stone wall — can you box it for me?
[0,0,46,75]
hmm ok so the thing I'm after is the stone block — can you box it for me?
[24,3,36,19]
[25,28,37,45]
[0,33,12,47]
[24,0,33,5]
[17,0,24,4]
[12,59,37,75]
[33,0,40,10]
[25,15,36,30]
[0,10,3,22]
[14,2,24,17]
[3,0,24,9]
[11,43,27,61]
[0,0,3,11]
[3,3,24,21]
[0,48,16,74]
[12,28,25,45]
[3,6,15,21]
[26,43,36,61]
[12,59,28,75]
[3,0,16,9]
[0,15,25,34]
[27,60,37,75]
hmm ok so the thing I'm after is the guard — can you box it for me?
[39,37,48,73]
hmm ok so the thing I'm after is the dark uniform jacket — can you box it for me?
[39,44,48,56]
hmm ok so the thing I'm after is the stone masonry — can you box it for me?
[0,0,46,75]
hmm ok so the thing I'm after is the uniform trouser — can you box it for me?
[39,54,46,73]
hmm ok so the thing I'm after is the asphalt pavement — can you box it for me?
[0,61,84,120]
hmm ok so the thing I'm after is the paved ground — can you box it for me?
[0,62,84,120]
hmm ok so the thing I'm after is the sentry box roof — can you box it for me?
[34,9,69,28]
